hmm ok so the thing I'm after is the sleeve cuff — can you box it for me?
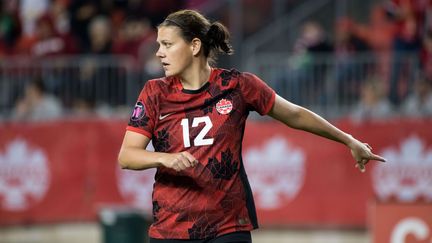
[126,126,152,139]
[262,91,276,115]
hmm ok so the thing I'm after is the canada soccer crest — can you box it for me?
[216,99,233,115]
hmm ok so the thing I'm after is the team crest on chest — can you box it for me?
[216,99,233,115]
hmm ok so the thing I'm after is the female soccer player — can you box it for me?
[118,9,386,243]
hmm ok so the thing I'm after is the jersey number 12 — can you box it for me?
[180,116,214,147]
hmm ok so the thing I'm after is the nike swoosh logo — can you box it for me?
[159,112,175,120]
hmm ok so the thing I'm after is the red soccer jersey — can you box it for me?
[126,68,275,239]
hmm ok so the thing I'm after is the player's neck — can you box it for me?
[179,61,212,90]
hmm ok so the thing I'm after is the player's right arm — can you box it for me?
[118,131,198,171]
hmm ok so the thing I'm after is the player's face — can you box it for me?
[156,26,194,77]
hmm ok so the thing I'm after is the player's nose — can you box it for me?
[156,47,165,58]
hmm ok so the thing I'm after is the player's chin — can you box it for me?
[164,70,179,78]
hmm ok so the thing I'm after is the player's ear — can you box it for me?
[191,38,202,56]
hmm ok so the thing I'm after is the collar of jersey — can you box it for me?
[174,68,218,94]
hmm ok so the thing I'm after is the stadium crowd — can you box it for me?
[267,0,432,120]
[0,0,431,121]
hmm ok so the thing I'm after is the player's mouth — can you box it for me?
[162,62,169,69]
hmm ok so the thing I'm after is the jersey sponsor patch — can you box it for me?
[216,99,233,115]
[131,101,145,121]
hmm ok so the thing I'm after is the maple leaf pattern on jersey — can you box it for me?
[220,69,241,86]
[206,149,239,180]
[154,128,170,152]
[200,98,213,115]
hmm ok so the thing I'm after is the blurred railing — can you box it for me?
[0,52,421,121]
[251,51,421,118]
[0,56,153,120]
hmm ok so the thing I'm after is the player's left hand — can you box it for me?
[348,139,386,173]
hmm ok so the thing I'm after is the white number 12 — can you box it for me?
[180,116,214,147]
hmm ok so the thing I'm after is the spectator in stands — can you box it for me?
[113,16,161,85]
[387,0,429,37]
[351,77,394,122]
[19,0,48,36]
[113,16,155,60]
[352,5,397,81]
[15,13,77,56]
[293,22,333,54]
[0,0,21,56]
[421,30,432,80]
[87,15,112,54]
[68,0,101,52]
[12,77,63,121]
[388,16,422,106]
[49,0,71,35]
[74,16,122,108]
[288,21,332,104]
[71,92,96,117]
[401,75,432,117]
[382,0,427,106]
[333,17,371,105]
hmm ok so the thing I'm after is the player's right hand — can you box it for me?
[159,151,199,172]
[348,139,386,173]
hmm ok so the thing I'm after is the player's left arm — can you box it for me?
[268,94,386,172]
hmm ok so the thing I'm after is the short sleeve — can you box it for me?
[239,72,276,115]
[126,81,156,138]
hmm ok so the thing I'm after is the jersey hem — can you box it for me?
[148,225,256,240]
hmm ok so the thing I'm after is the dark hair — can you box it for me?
[158,10,234,63]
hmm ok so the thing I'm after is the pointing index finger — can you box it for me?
[370,153,386,162]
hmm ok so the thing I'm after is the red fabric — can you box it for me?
[390,0,430,35]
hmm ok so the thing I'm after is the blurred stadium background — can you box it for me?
[0,0,432,242]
